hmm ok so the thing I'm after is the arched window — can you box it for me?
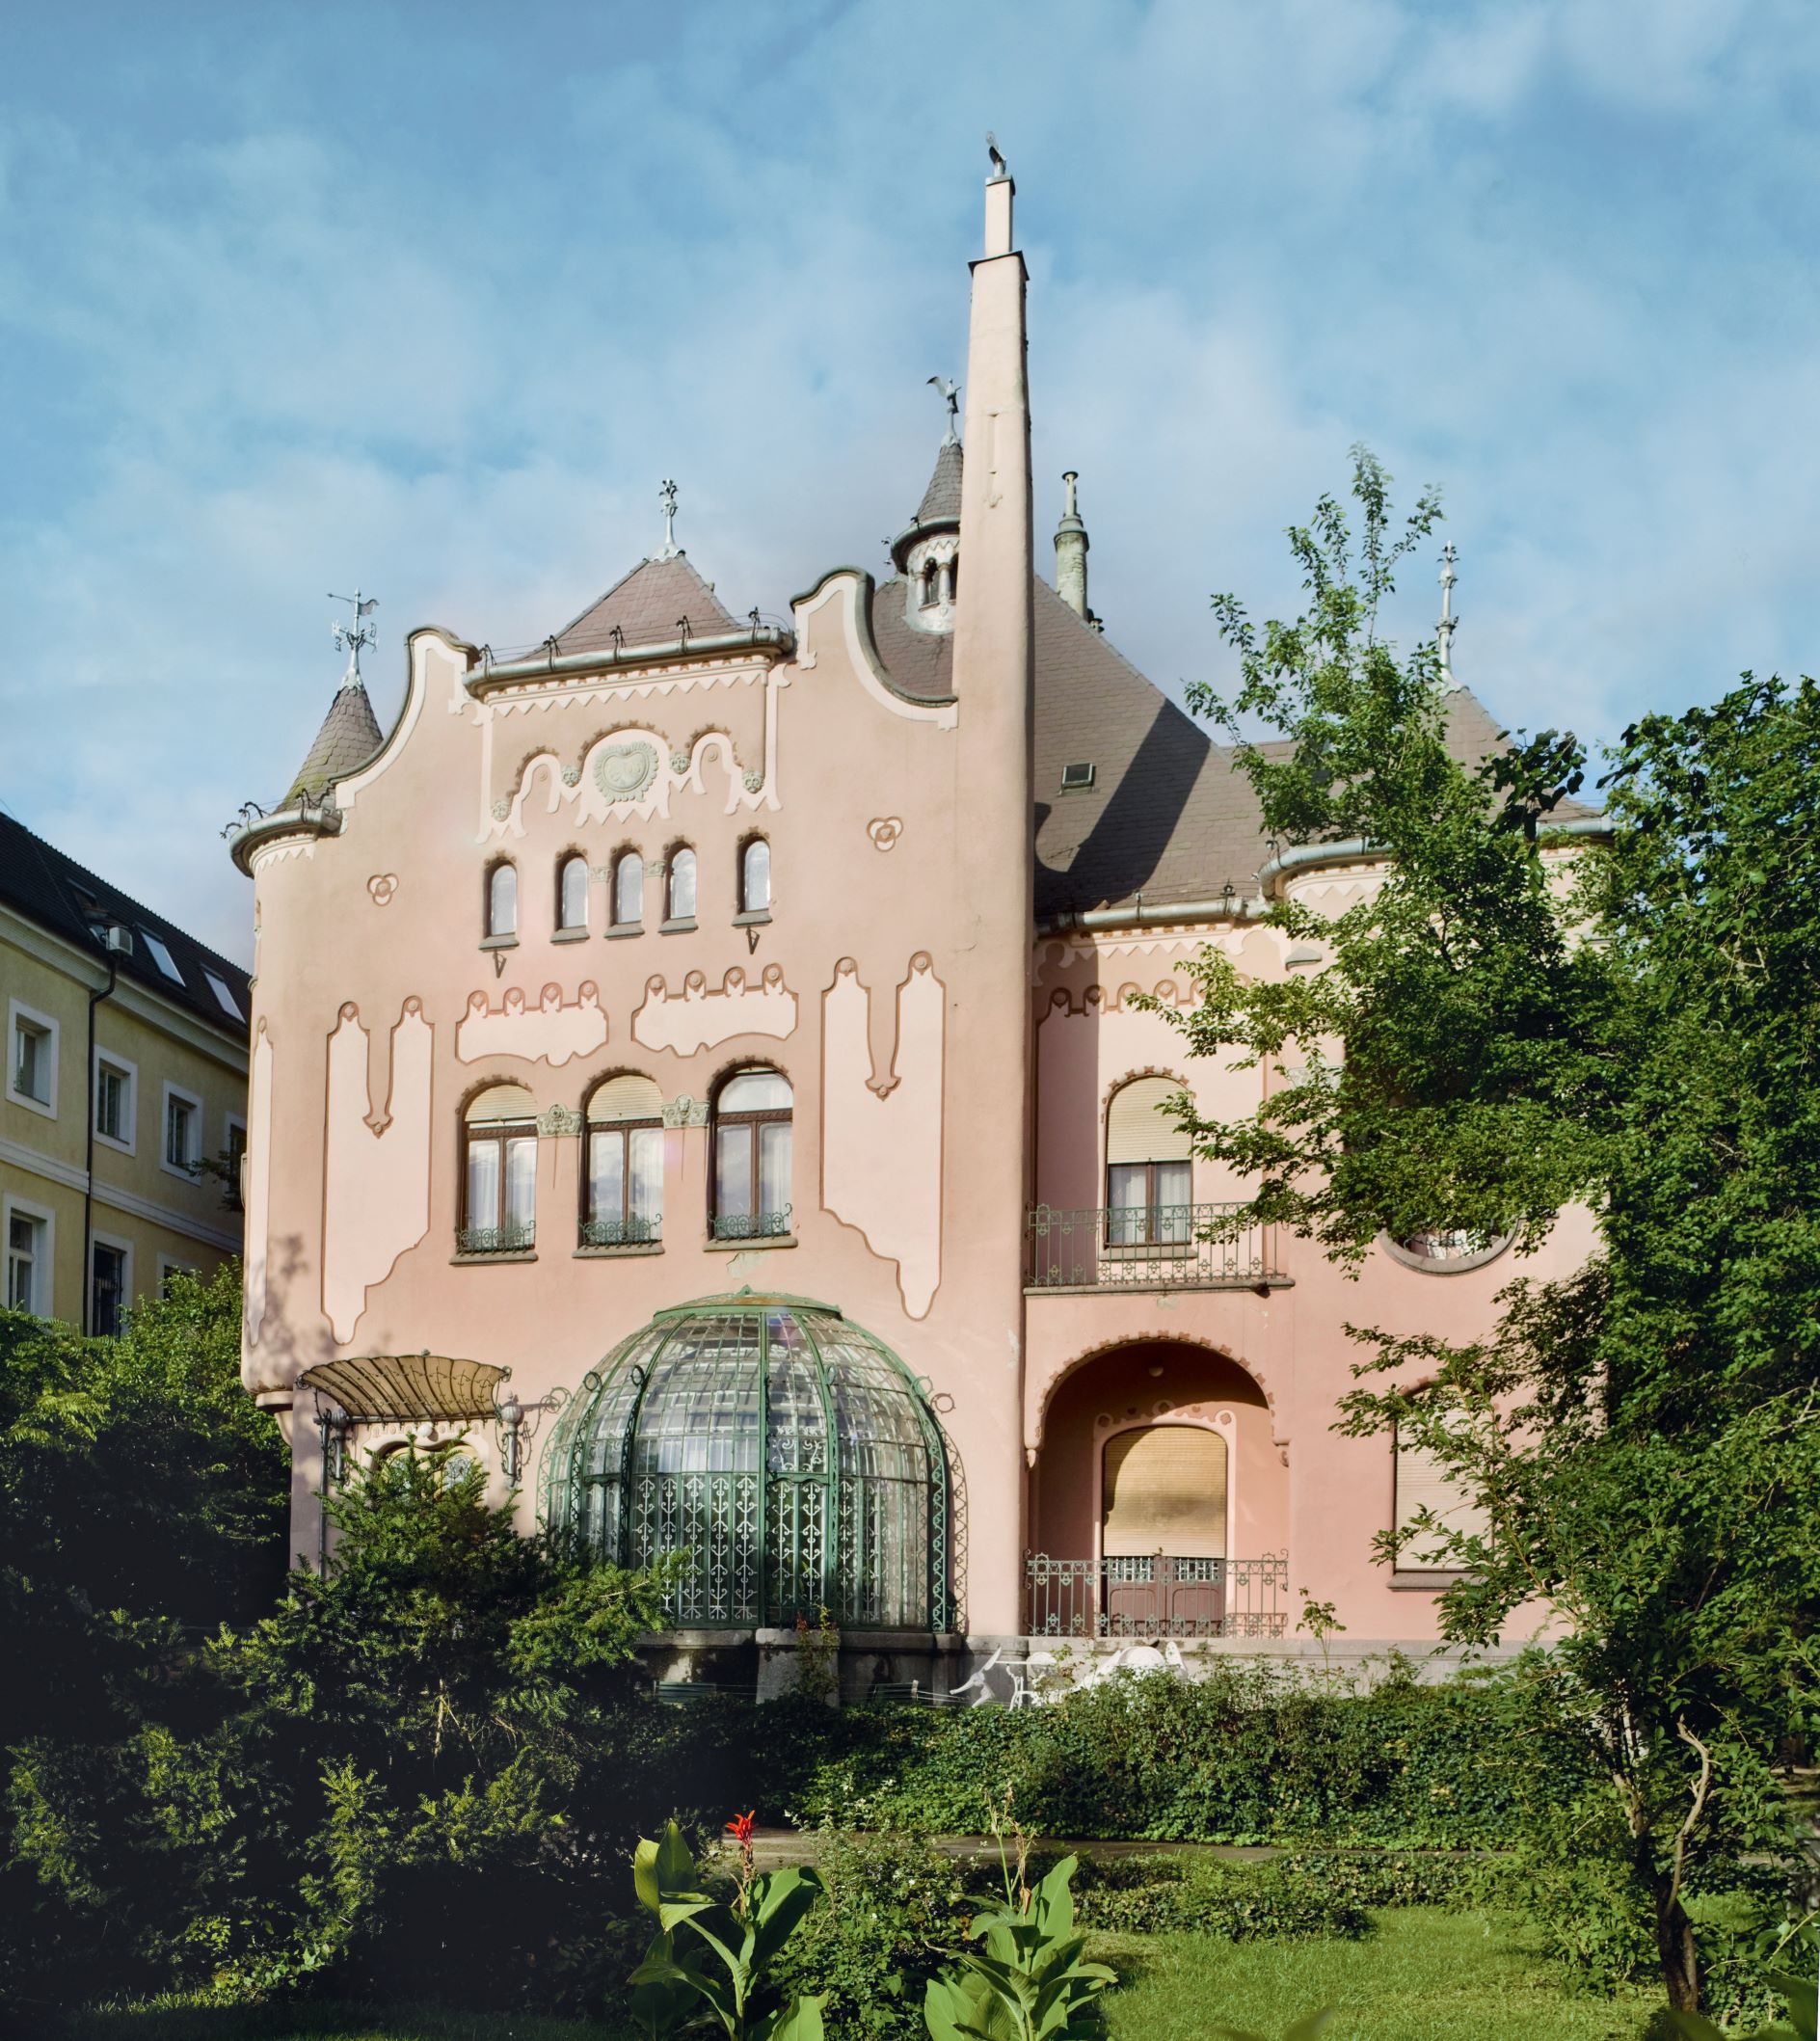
[1101,1423,1229,1631]
[1105,1075,1191,1247]
[919,559,938,607]
[557,855,589,933]
[612,851,645,929]
[584,1074,664,1247]
[666,847,697,925]
[710,1067,791,1240]
[460,1084,536,1253]
[739,838,771,917]
[486,862,518,941]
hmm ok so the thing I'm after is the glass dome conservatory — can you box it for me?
[539,1292,950,1631]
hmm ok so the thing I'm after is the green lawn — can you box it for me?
[53,1908,1658,2041]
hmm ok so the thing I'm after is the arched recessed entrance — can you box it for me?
[1029,1340,1287,1639]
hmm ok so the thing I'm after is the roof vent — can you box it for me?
[1059,761,1096,792]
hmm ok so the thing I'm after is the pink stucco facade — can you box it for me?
[230,162,1589,1682]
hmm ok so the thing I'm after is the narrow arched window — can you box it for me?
[1105,1075,1191,1247]
[460,1083,537,1253]
[920,560,938,607]
[583,1074,664,1247]
[739,838,771,916]
[612,852,645,929]
[710,1067,791,1240]
[486,862,518,940]
[557,855,589,933]
[666,847,697,925]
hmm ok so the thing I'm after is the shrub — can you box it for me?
[1070,1854,1369,1941]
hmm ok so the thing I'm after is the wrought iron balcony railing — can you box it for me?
[1024,1203,1281,1290]
[456,1222,536,1256]
[1025,1552,1290,1639]
[579,1214,663,1249]
[709,1205,792,1242]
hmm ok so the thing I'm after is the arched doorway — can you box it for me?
[1100,1419,1229,1633]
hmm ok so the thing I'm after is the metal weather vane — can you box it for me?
[329,588,379,686]
[656,479,681,559]
[928,375,960,446]
[1435,544,1458,686]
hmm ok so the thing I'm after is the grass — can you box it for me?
[46,1908,1658,2041]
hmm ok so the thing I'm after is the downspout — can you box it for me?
[80,949,120,1335]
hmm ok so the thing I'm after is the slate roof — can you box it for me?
[0,808,252,1039]
[284,681,384,808]
[914,440,964,524]
[548,552,739,658]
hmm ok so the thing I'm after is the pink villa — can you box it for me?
[228,156,1592,1693]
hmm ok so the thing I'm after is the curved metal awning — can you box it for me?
[296,1353,508,1423]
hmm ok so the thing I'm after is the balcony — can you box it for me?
[1026,1552,1290,1639]
[1024,1203,1284,1292]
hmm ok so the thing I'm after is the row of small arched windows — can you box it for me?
[484,840,771,943]
[456,1063,793,1256]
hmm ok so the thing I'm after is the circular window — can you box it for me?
[1379,1228,1512,1275]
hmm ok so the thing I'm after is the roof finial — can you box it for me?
[1435,543,1459,688]
[928,375,960,447]
[986,132,1008,181]
[656,479,681,560]
[328,589,379,688]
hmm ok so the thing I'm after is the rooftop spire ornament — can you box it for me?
[1435,544,1459,688]
[928,376,960,446]
[328,589,379,688]
[656,478,681,560]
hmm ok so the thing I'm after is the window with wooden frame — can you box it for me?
[665,847,697,926]
[612,851,645,929]
[739,837,771,916]
[460,1084,537,1253]
[1393,1413,1489,1571]
[710,1067,791,1240]
[582,1074,664,1247]
[557,854,590,933]
[1105,1075,1192,1246]
[485,861,519,941]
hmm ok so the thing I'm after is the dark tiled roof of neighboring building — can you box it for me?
[549,552,739,658]
[284,681,384,808]
[870,577,960,701]
[0,809,252,1039]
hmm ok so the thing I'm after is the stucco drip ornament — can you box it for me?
[366,873,398,906]
[868,817,903,851]
[595,741,659,803]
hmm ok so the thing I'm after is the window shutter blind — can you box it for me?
[465,1083,536,1123]
[1107,1077,1191,1165]
[1102,1424,1227,1558]
[588,1074,663,1123]
[1394,1428,1488,1567]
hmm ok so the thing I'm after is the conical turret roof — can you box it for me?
[891,439,964,570]
[283,681,384,808]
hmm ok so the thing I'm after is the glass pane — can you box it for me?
[560,857,589,929]
[629,1126,663,1223]
[588,1128,626,1222]
[489,863,518,936]
[1107,1164,1145,1244]
[504,1136,538,1228]
[719,1068,792,1113]
[742,839,770,912]
[614,855,644,926]
[716,1124,753,1217]
[668,849,696,921]
[1155,1161,1192,1240]
[466,1136,500,1227]
[759,1121,791,1215]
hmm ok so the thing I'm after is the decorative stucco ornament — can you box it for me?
[595,742,659,802]
[660,1094,710,1129]
[868,817,904,852]
[536,1104,584,1138]
[491,798,511,821]
[366,873,398,905]
[670,752,690,775]
[561,765,581,787]
[743,768,764,793]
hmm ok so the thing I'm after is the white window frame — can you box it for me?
[3,1194,56,1316]
[161,1080,204,1183]
[88,1229,134,1338]
[7,998,61,1119]
[203,970,243,1020]
[224,1112,248,1210]
[142,930,184,983]
[158,1255,198,1296]
[93,1046,139,1155]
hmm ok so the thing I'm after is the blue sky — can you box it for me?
[3,0,1816,963]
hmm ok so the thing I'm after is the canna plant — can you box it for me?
[629,1814,827,2041]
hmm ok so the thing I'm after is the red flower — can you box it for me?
[725,1810,756,1847]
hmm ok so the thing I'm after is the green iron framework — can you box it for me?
[538,1291,951,1631]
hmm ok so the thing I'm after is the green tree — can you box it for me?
[1161,448,1820,2016]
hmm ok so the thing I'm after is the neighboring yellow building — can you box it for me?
[3,811,250,1330]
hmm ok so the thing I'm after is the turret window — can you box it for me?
[612,852,645,930]
[485,861,519,942]
[557,855,590,933]
[710,1067,791,1240]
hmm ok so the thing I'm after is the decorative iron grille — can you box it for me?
[1024,1204,1281,1290]
[709,1206,793,1242]
[539,1292,950,1632]
[456,1222,536,1256]
[1024,1552,1290,1638]
[579,1214,662,1248]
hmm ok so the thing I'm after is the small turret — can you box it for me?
[1054,470,1090,622]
